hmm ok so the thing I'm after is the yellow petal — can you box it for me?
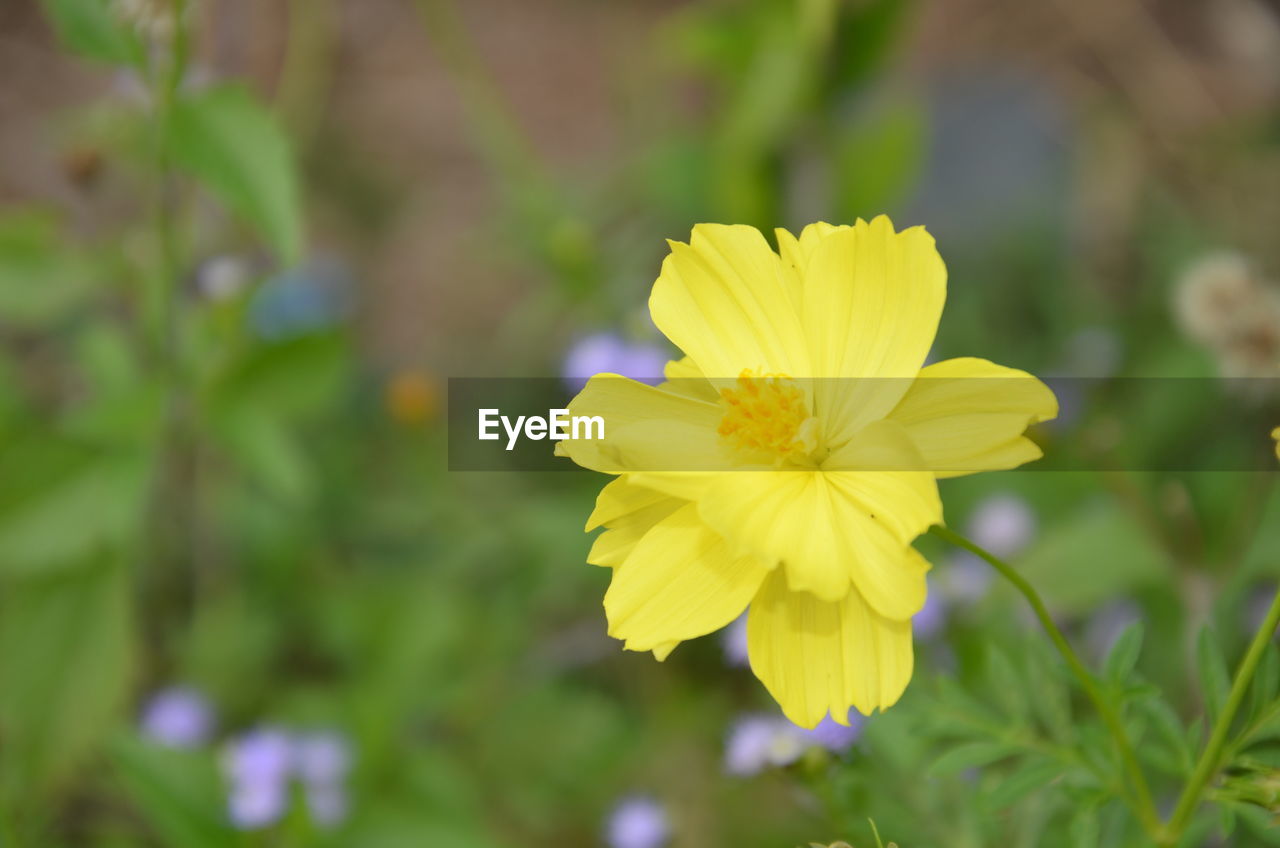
[802,216,946,439]
[557,374,726,473]
[698,470,937,617]
[661,356,719,402]
[775,222,844,310]
[747,569,915,728]
[586,478,686,568]
[649,224,811,379]
[587,501,686,568]
[605,503,770,652]
[586,477,672,531]
[888,357,1057,477]
[653,641,678,662]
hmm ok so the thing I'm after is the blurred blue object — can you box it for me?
[294,731,351,784]
[249,257,354,340]
[903,69,1070,248]
[724,715,803,776]
[912,582,946,640]
[943,553,994,604]
[139,686,215,749]
[295,730,353,828]
[221,726,354,830]
[967,493,1037,559]
[720,612,749,668]
[223,727,293,830]
[561,332,670,392]
[305,781,349,828]
[606,796,671,848]
[227,778,288,831]
[1084,599,1142,663]
[799,709,865,752]
[1063,326,1124,379]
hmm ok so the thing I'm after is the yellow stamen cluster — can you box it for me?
[718,369,815,462]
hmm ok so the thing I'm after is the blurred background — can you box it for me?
[2,0,1280,845]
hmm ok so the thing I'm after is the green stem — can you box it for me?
[1160,586,1280,845]
[928,524,1162,838]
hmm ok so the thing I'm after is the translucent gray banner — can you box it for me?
[447,377,1280,472]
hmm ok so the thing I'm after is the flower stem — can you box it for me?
[1160,586,1280,845]
[927,524,1161,837]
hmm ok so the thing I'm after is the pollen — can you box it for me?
[717,369,816,463]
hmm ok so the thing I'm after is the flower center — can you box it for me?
[717,369,817,464]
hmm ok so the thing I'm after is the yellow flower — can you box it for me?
[557,217,1056,727]
[1273,427,1280,461]
[385,370,439,426]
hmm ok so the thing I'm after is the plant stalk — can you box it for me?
[1160,586,1280,845]
[928,524,1161,838]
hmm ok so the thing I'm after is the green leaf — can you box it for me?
[0,438,150,575]
[1186,715,1205,756]
[109,734,233,848]
[0,560,134,800]
[1016,504,1165,614]
[983,759,1063,810]
[40,0,141,65]
[0,213,98,328]
[1137,696,1192,775]
[829,0,909,91]
[1197,627,1231,724]
[1249,642,1280,726]
[1240,803,1280,845]
[169,85,303,263]
[1220,802,1238,840]
[210,334,346,422]
[985,646,1029,722]
[927,740,1019,776]
[1069,806,1100,848]
[1103,621,1145,684]
[1025,639,1073,741]
[835,98,925,220]
[218,411,313,504]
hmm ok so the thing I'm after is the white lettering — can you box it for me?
[573,415,605,440]
[478,409,499,440]
[501,415,526,451]
[481,409,604,450]
[549,408,570,440]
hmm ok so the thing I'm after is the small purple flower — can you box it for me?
[294,732,351,785]
[228,779,288,830]
[561,332,669,391]
[943,552,994,603]
[912,584,947,640]
[295,731,352,829]
[305,782,349,827]
[140,687,214,749]
[721,613,750,667]
[225,727,294,787]
[606,796,671,848]
[222,726,354,831]
[1084,599,1142,663]
[724,715,804,776]
[799,709,864,752]
[967,494,1036,559]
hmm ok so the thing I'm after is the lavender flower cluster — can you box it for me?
[139,687,353,831]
